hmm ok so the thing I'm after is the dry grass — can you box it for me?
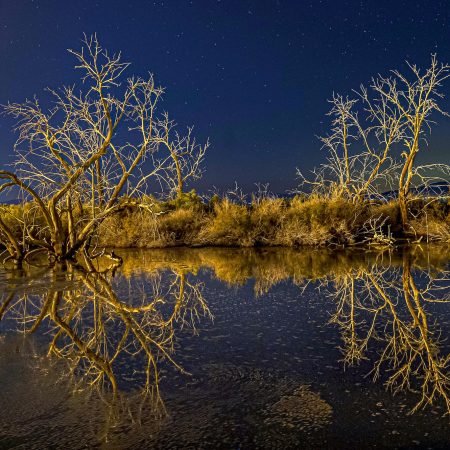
[199,199,254,246]
[408,199,450,242]
[99,207,205,248]
[3,195,450,250]
[275,195,364,246]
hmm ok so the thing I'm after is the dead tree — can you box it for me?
[298,56,450,231]
[156,113,209,199]
[0,34,208,266]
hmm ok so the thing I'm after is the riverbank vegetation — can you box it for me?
[2,188,448,254]
[96,190,449,248]
[0,36,449,267]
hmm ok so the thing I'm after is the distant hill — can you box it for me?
[0,198,20,205]
[380,181,450,201]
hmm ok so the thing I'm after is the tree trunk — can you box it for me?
[175,157,184,199]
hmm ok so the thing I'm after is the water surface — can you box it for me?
[1,246,450,449]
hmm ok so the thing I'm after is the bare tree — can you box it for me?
[0,34,208,266]
[298,56,450,231]
[156,113,209,199]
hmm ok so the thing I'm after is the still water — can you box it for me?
[0,246,450,449]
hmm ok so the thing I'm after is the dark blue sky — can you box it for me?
[1,0,449,193]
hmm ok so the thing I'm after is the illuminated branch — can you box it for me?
[1,34,209,266]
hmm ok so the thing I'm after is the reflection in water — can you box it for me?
[328,252,450,413]
[0,245,450,447]
[1,256,211,430]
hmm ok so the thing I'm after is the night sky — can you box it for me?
[1,0,450,194]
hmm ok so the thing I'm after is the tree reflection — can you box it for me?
[0,257,211,422]
[1,244,450,431]
[327,250,450,413]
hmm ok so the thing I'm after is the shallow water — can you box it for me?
[1,245,450,449]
